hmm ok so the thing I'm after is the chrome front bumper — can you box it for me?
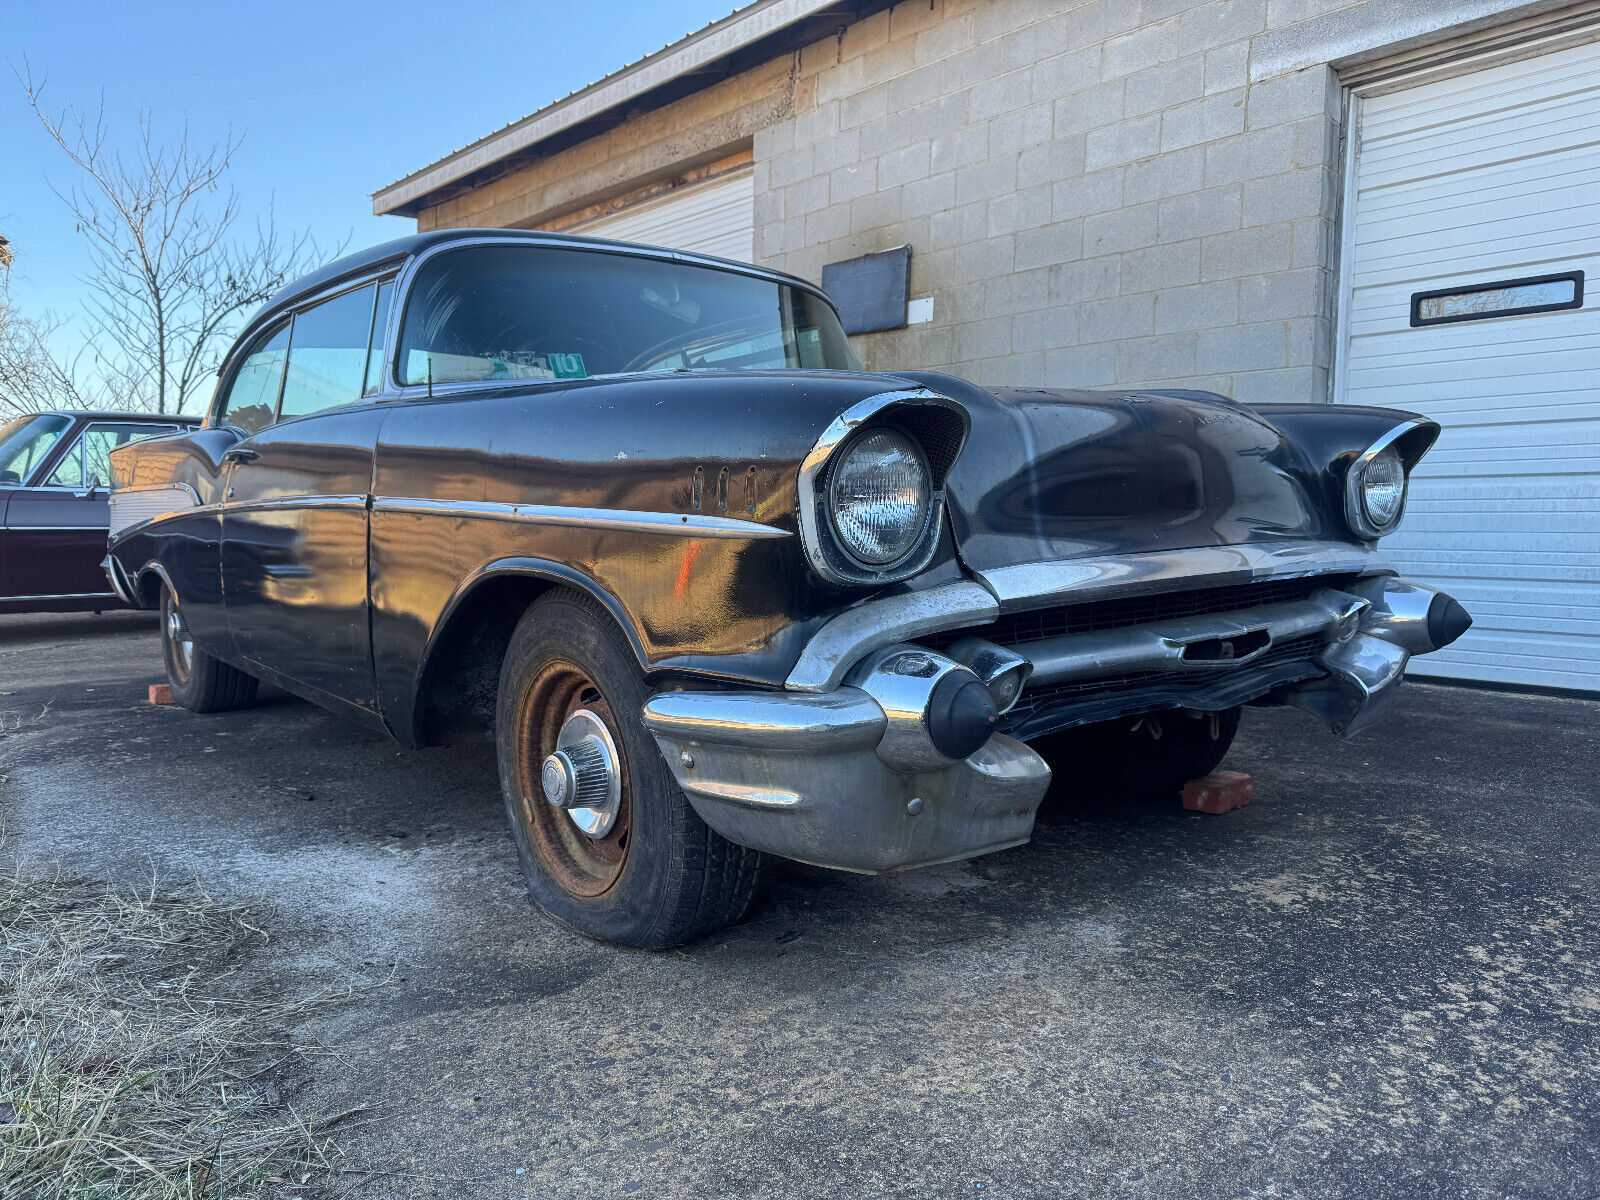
[644,572,1468,874]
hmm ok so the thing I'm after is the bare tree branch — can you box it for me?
[19,70,337,414]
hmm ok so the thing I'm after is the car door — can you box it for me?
[220,277,393,714]
[0,413,76,600]
[8,419,179,600]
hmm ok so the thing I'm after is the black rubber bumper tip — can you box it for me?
[1427,593,1473,650]
[927,675,1000,760]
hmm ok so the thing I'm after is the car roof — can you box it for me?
[24,410,201,423]
[254,228,831,326]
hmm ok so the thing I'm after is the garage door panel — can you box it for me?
[1343,36,1599,694]
[568,170,754,264]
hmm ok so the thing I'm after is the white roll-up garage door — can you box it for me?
[569,169,754,264]
[1338,37,1600,692]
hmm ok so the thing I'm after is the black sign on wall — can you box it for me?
[821,245,911,335]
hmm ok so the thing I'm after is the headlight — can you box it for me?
[1348,443,1409,538]
[827,428,932,566]
[1362,446,1406,529]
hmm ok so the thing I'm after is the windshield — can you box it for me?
[397,244,862,386]
[0,414,73,486]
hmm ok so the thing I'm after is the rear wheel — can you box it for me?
[1033,707,1242,805]
[160,585,259,713]
[496,591,763,948]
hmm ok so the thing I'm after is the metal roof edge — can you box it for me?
[372,0,850,218]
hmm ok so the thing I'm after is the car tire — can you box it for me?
[160,585,259,713]
[1033,707,1243,805]
[496,590,764,949]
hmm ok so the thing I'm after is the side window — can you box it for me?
[363,279,394,397]
[219,323,289,435]
[46,423,177,488]
[279,283,376,421]
[0,414,73,485]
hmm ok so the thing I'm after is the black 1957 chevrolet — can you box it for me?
[105,230,1471,947]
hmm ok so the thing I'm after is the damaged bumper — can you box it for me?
[645,571,1468,874]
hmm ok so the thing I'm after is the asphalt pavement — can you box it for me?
[1,610,1596,1199]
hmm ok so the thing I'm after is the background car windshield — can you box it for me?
[397,245,862,385]
[0,414,73,486]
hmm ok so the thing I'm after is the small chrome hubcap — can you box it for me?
[540,709,621,837]
[165,603,194,678]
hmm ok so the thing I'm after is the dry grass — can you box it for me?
[0,862,363,1199]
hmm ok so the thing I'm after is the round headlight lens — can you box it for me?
[1361,445,1407,530]
[827,428,932,566]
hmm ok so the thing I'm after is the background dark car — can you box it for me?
[0,411,198,613]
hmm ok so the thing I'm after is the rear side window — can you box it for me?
[219,323,289,435]
[46,423,178,488]
[280,283,378,421]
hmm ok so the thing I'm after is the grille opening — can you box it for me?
[923,574,1358,653]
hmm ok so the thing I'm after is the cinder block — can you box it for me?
[1120,240,1202,293]
[1079,293,1155,343]
[1196,320,1287,373]
[1160,88,1247,153]
[1124,56,1206,118]
[1155,280,1239,333]
[1085,112,1160,170]
[1085,202,1158,256]
[1200,222,1293,280]
[1158,183,1242,243]
[1203,124,1296,187]
[1242,167,1329,227]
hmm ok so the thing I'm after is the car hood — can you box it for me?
[895,372,1336,580]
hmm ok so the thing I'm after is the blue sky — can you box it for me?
[4,0,740,359]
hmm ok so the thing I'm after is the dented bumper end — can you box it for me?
[642,686,1051,874]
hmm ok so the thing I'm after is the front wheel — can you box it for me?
[495,591,763,948]
[1033,707,1242,805]
[160,585,258,713]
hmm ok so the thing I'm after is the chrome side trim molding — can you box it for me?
[975,540,1389,609]
[371,496,791,540]
[224,494,368,514]
[785,580,999,693]
[108,482,202,539]
[3,591,120,602]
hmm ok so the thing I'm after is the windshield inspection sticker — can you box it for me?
[549,352,587,379]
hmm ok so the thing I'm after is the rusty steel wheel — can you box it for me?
[509,659,633,898]
[495,590,764,948]
[159,583,258,714]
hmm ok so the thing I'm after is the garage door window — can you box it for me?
[1410,271,1583,326]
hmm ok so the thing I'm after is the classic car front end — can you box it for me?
[102,230,1471,947]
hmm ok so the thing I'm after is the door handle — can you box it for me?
[223,447,260,464]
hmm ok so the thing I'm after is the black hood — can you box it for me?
[896,373,1336,578]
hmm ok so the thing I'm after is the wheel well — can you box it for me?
[135,568,164,608]
[414,575,556,746]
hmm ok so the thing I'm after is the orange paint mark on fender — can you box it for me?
[674,541,704,599]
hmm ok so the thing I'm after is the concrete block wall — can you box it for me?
[757,0,1350,403]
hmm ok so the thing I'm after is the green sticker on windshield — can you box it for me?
[549,353,587,379]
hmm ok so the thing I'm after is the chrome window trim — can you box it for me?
[209,268,401,427]
[975,540,1390,609]
[6,525,107,533]
[786,580,1000,693]
[1343,418,1428,541]
[794,388,964,588]
[381,234,845,398]
[371,496,791,540]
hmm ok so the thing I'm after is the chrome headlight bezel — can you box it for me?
[796,390,969,587]
[1344,423,1420,540]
